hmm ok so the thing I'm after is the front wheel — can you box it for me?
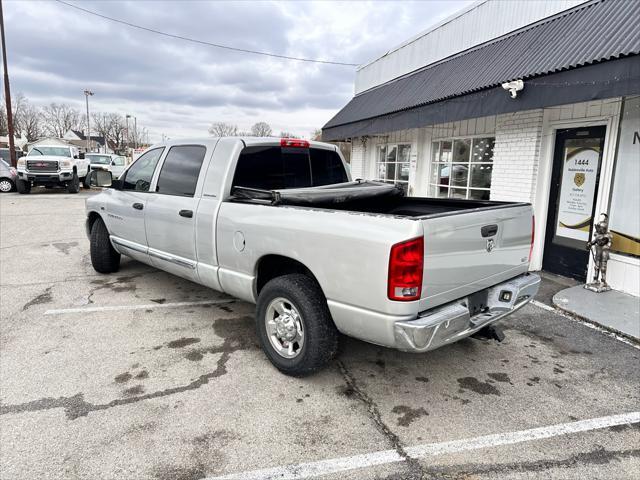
[16,179,31,194]
[256,274,339,376]
[90,218,121,273]
[67,173,80,193]
[0,178,14,193]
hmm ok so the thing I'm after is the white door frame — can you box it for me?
[531,103,622,276]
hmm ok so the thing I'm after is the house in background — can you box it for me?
[63,129,110,153]
[323,0,640,297]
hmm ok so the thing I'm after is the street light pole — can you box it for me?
[0,0,16,167]
[125,114,131,150]
[133,116,137,149]
[83,89,94,152]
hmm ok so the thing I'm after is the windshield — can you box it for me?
[87,155,111,164]
[28,147,71,157]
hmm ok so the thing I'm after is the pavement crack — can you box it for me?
[337,361,425,479]
[0,339,233,420]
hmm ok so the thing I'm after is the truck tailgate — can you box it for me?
[419,204,533,311]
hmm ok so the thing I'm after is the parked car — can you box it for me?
[16,145,90,194]
[0,158,17,192]
[86,137,539,376]
[0,147,24,164]
[85,153,127,180]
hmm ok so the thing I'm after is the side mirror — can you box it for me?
[89,169,113,188]
[79,152,85,160]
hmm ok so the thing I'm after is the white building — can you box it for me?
[323,0,640,296]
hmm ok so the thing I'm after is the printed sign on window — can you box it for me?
[555,146,600,242]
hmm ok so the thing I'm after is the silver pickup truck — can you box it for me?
[86,137,540,376]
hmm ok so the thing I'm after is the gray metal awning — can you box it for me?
[323,0,640,141]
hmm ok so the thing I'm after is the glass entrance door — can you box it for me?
[542,126,606,281]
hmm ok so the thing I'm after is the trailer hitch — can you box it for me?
[471,325,505,342]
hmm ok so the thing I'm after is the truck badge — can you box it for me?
[486,238,495,252]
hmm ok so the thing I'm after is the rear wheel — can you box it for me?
[0,178,14,193]
[256,274,339,376]
[16,179,31,194]
[67,173,80,193]
[90,218,120,273]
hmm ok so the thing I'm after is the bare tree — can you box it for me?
[311,129,322,141]
[15,101,42,141]
[41,103,82,137]
[208,122,238,137]
[0,104,7,136]
[250,121,272,137]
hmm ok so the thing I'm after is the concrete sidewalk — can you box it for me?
[553,285,640,341]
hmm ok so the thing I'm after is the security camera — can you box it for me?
[501,79,524,99]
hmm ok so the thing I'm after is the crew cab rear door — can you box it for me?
[144,144,209,282]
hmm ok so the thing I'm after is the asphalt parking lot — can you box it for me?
[1,189,639,480]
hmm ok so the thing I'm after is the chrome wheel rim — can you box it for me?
[0,180,12,192]
[265,297,304,359]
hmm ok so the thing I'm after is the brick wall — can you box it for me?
[349,138,365,179]
[491,109,544,203]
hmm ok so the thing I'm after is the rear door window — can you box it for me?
[233,146,346,190]
[155,145,207,197]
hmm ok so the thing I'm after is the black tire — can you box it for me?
[90,218,121,273]
[67,173,80,193]
[16,179,31,194]
[0,177,14,193]
[256,274,339,376]
[82,174,91,189]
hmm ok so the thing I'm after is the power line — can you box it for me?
[54,0,359,67]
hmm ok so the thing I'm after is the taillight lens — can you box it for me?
[388,237,424,301]
[280,138,310,148]
[529,215,535,262]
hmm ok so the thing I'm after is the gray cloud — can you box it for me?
[5,0,472,139]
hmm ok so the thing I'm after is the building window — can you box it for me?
[429,137,494,200]
[376,144,411,186]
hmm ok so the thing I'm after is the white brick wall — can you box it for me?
[491,109,544,203]
[349,139,365,179]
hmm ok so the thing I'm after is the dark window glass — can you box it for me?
[156,145,207,197]
[122,147,164,192]
[233,146,346,190]
[310,148,348,186]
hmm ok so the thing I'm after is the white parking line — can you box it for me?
[208,411,640,480]
[44,299,234,315]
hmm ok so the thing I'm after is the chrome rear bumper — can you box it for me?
[394,273,540,353]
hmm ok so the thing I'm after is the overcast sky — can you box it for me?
[5,0,473,141]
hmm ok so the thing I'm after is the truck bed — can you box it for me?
[230,181,526,218]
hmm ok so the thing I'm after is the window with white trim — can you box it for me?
[376,144,411,186]
[429,137,494,200]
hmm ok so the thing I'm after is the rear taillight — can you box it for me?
[529,215,535,262]
[388,237,424,301]
[280,138,310,148]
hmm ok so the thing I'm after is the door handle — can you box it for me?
[481,224,498,237]
[179,209,193,218]
[132,202,144,210]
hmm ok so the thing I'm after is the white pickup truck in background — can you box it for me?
[17,144,90,194]
[86,137,540,376]
[85,153,128,180]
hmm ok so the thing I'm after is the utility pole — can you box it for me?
[83,89,94,152]
[133,116,137,149]
[0,0,16,167]
[125,114,130,149]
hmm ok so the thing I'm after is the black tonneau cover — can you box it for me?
[231,180,404,206]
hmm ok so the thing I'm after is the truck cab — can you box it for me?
[16,144,90,194]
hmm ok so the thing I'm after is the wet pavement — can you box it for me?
[1,190,639,480]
